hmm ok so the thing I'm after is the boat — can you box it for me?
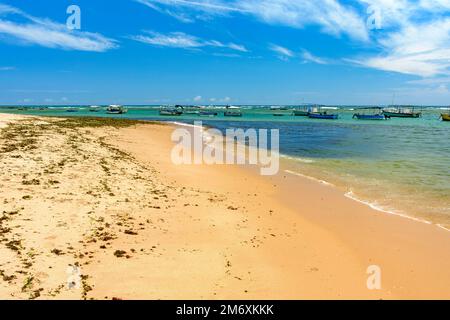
[224,111,242,117]
[224,105,242,117]
[199,111,218,117]
[293,105,319,116]
[66,108,79,113]
[382,106,421,118]
[308,106,339,120]
[293,109,310,116]
[159,107,183,116]
[353,107,388,120]
[89,105,101,112]
[441,108,450,121]
[106,105,127,114]
[308,112,338,120]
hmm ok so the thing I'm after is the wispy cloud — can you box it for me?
[130,31,248,52]
[269,44,294,60]
[301,50,329,65]
[355,0,450,77]
[137,0,450,78]
[0,66,15,71]
[138,0,369,41]
[0,4,117,52]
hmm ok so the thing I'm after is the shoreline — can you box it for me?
[1,113,449,299]
[170,119,449,232]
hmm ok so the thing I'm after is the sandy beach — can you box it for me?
[0,113,449,300]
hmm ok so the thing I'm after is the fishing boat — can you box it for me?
[382,106,421,118]
[199,111,218,117]
[66,107,79,113]
[308,112,338,120]
[308,106,338,120]
[159,107,183,116]
[353,107,388,120]
[441,108,450,121]
[106,105,127,114]
[224,105,242,117]
[89,105,101,112]
[293,105,320,116]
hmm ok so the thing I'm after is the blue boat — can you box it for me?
[353,107,387,120]
[353,114,386,120]
[308,113,338,120]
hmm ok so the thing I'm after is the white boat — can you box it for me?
[106,105,127,114]
[89,105,102,112]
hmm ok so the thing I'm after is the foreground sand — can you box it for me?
[0,113,449,299]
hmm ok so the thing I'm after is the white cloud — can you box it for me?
[131,31,247,52]
[355,1,450,77]
[0,4,117,52]
[301,50,328,65]
[193,95,202,101]
[138,0,369,41]
[269,44,294,60]
[138,0,450,78]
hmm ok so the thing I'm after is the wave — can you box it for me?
[284,169,334,186]
[280,154,315,163]
[344,190,438,227]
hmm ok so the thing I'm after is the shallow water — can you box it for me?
[1,105,449,228]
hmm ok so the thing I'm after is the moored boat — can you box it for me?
[159,107,183,116]
[382,106,421,118]
[441,113,450,121]
[353,107,388,120]
[308,106,338,120]
[106,105,127,114]
[224,105,242,117]
[199,111,218,117]
[89,105,101,112]
[308,112,338,120]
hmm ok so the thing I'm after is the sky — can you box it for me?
[1,0,450,105]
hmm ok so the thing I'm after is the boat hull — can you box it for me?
[382,111,421,118]
[293,110,310,116]
[199,112,218,116]
[442,114,450,121]
[353,114,386,120]
[224,112,242,117]
[308,113,338,120]
[159,111,182,116]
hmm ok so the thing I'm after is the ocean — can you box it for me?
[1,105,449,229]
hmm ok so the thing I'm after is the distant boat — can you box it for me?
[308,106,338,120]
[89,105,102,112]
[66,108,79,113]
[293,105,318,116]
[382,106,421,118]
[224,105,242,117]
[441,113,450,121]
[308,113,338,120]
[270,106,289,111]
[273,113,285,117]
[293,109,310,116]
[159,107,183,116]
[199,111,218,117]
[106,105,127,114]
[353,107,388,120]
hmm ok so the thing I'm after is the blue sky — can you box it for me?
[1,0,450,105]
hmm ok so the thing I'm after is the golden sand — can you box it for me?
[0,113,449,299]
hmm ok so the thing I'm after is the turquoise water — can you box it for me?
[1,105,449,228]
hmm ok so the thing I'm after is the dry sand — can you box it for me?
[0,113,449,300]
